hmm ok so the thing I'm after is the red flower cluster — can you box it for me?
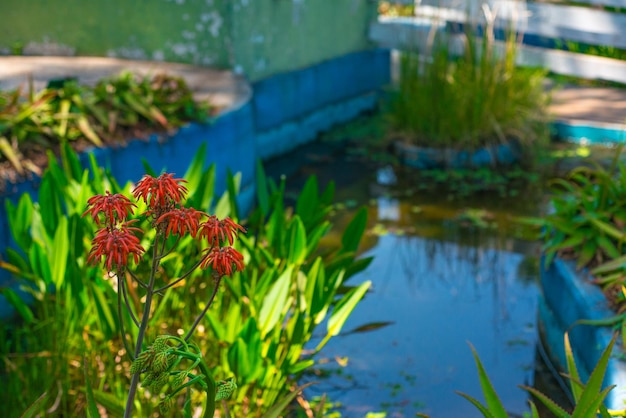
[200,247,245,276]
[199,215,246,245]
[84,173,246,277]
[157,207,205,238]
[83,191,136,225]
[133,173,188,209]
[87,221,145,270]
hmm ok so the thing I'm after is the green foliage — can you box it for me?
[0,143,123,415]
[388,24,549,151]
[460,334,620,418]
[0,146,373,417]
[200,164,372,415]
[541,152,626,270]
[0,72,212,175]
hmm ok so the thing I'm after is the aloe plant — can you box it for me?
[458,333,623,418]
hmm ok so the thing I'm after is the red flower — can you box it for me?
[198,216,246,245]
[87,221,145,270]
[156,207,205,238]
[132,173,188,209]
[200,246,244,276]
[83,192,136,226]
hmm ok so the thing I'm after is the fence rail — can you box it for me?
[372,0,626,83]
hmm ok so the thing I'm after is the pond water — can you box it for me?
[265,133,574,417]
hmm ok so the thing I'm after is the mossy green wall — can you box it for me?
[0,0,377,81]
[229,0,378,80]
[0,0,231,67]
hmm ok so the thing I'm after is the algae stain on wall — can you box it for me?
[0,0,231,67]
[0,0,378,80]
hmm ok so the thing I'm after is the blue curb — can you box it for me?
[539,256,626,409]
[394,140,521,169]
[552,120,626,145]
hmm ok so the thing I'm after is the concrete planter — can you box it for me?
[393,139,521,169]
[539,256,626,410]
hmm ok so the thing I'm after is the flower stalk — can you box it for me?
[83,173,245,417]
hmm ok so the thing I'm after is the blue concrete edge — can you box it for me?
[393,139,521,169]
[552,121,626,145]
[540,255,626,409]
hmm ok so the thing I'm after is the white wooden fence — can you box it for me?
[370,0,626,84]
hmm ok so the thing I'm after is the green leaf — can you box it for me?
[256,160,270,217]
[50,217,69,289]
[571,334,617,418]
[6,193,33,251]
[456,391,496,418]
[0,288,34,323]
[258,266,293,337]
[520,386,570,418]
[467,343,509,418]
[183,143,207,194]
[19,391,50,418]
[260,382,315,418]
[83,358,101,418]
[340,207,368,254]
[287,216,307,265]
[592,254,626,275]
[327,280,370,337]
[296,176,319,226]
[226,169,241,221]
[564,333,583,403]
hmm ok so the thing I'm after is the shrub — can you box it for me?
[388,22,550,151]
[0,145,372,416]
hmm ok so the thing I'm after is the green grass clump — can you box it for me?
[388,27,550,151]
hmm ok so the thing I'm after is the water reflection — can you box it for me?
[265,140,560,417]
[308,228,540,417]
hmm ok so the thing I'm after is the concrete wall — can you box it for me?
[0,0,378,81]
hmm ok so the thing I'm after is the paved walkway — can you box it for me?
[550,85,626,128]
[0,56,251,112]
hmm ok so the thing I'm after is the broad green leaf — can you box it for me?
[287,216,307,265]
[256,160,270,217]
[467,343,508,418]
[29,243,52,285]
[296,176,319,226]
[340,207,368,254]
[50,217,69,289]
[6,193,33,251]
[183,143,207,195]
[258,266,293,337]
[327,280,370,337]
[38,173,63,238]
[226,170,241,221]
[60,140,83,181]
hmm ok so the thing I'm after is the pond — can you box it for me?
[265,128,574,417]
